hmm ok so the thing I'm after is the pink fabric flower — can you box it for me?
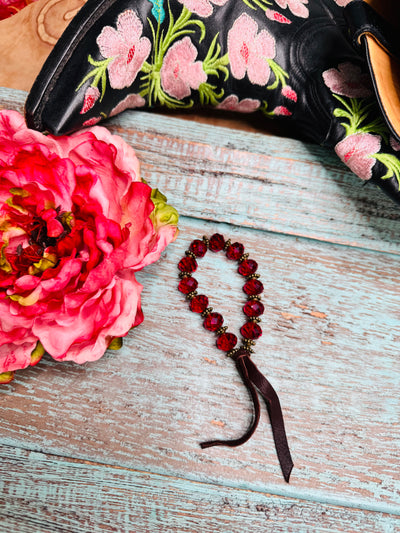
[323,62,373,98]
[228,13,276,86]
[110,94,146,117]
[80,87,100,115]
[275,0,309,18]
[160,37,207,99]
[335,133,381,180]
[96,10,151,90]
[0,110,178,378]
[332,0,352,6]
[178,0,228,17]
[0,0,37,21]
[216,95,260,113]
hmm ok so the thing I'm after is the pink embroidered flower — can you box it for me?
[83,117,102,127]
[160,37,207,99]
[80,86,100,114]
[332,0,352,6]
[228,13,276,86]
[281,85,297,102]
[266,10,292,24]
[275,0,309,18]
[335,133,381,180]
[390,136,400,152]
[273,106,292,116]
[178,0,228,17]
[0,110,178,382]
[323,62,373,98]
[96,10,151,90]
[216,95,260,113]
[110,94,146,117]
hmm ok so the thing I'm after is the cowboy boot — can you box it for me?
[0,0,86,91]
[24,0,400,204]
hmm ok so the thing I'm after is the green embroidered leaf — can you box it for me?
[333,108,351,119]
[373,152,400,189]
[198,83,224,106]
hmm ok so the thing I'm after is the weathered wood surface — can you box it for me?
[2,89,400,255]
[0,87,399,531]
[1,446,399,533]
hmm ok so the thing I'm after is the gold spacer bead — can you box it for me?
[240,343,254,354]
[239,253,249,262]
[179,271,192,277]
[202,236,209,246]
[249,317,262,323]
[186,291,198,300]
[242,339,256,347]
[185,250,196,260]
[216,326,228,336]
[247,294,261,301]
[179,272,192,278]
[201,307,213,317]
[223,239,232,251]
[246,273,260,280]
[227,348,238,358]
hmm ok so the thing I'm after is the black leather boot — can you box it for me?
[25,0,400,204]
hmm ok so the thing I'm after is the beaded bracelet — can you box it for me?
[178,233,293,483]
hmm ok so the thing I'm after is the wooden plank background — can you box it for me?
[0,88,399,532]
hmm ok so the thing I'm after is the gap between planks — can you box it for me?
[1,444,400,532]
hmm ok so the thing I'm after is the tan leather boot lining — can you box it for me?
[364,34,400,141]
[0,0,86,92]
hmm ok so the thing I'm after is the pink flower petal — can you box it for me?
[335,133,381,180]
[0,109,178,376]
[228,13,275,86]
[161,37,207,99]
[216,94,260,113]
[323,62,373,98]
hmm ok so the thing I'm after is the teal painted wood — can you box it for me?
[1,218,399,511]
[0,87,400,530]
[0,445,399,533]
[1,88,400,254]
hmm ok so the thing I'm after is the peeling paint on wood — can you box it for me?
[0,446,399,533]
[0,87,399,531]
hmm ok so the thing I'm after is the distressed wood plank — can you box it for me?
[1,217,399,511]
[0,446,399,533]
[1,88,400,254]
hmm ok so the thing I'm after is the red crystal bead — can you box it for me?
[203,312,224,332]
[241,321,262,340]
[243,279,264,296]
[243,300,265,317]
[226,242,244,260]
[190,239,208,257]
[178,256,197,273]
[190,295,209,313]
[178,276,198,295]
[216,332,238,351]
[208,233,225,252]
[238,259,258,276]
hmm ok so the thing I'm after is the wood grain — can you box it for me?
[0,87,399,530]
[1,88,400,254]
[1,217,399,508]
[1,445,399,533]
